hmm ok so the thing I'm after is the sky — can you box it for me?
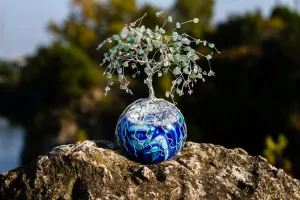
[0,0,297,60]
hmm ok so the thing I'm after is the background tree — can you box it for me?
[172,0,214,38]
[21,43,100,109]
[0,60,21,86]
[18,43,102,164]
[48,0,139,61]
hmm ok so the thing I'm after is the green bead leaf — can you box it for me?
[160,28,165,34]
[110,46,116,53]
[193,66,198,73]
[128,37,134,44]
[153,40,161,48]
[127,52,133,58]
[173,67,181,75]
[191,55,200,61]
[130,30,135,36]
[112,34,119,40]
[168,16,172,22]
[208,43,215,48]
[190,73,197,79]
[124,61,129,67]
[156,11,163,17]
[173,54,180,63]
[181,33,188,38]
[184,46,192,52]
[123,44,130,51]
[197,73,203,79]
[208,70,215,76]
[193,18,199,23]
[173,43,179,48]
[163,68,169,75]
[147,45,153,51]
[155,33,161,39]
[183,67,190,74]
[187,51,193,58]
[172,32,178,41]
[177,78,182,84]
[182,38,191,45]
[181,61,188,68]
[106,73,112,78]
[155,25,159,32]
[206,54,212,60]
[165,91,170,98]
[146,28,152,36]
[121,28,129,38]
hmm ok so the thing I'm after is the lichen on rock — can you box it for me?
[1,140,300,199]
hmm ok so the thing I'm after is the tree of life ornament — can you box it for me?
[97,12,220,163]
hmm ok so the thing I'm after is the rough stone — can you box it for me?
[1,140,300,200]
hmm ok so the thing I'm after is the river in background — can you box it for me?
[0,117,25,173]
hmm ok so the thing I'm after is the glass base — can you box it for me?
[116,98,187,163]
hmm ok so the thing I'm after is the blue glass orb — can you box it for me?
[116,98,187,163]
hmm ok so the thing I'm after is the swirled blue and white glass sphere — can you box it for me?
[116,98,187,163]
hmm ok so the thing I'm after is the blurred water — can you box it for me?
[0,117,24,173]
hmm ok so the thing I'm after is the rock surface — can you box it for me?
[1,140,300,200]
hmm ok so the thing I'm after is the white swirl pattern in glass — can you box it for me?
[116,98,187,163]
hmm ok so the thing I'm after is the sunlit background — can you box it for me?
[1,0,300,178]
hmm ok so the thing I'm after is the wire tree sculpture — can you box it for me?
[97,11,220,163]
[97,11,220,103]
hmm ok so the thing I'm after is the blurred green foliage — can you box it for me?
[172,0,213,38]
[264,134,288,164]
[77,129,88,141]
[0,61,20,86]
[263,134,292,175]
[21,43,100,108]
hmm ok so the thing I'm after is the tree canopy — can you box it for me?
[21,43,100,108]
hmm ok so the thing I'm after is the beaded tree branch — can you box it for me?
[97,12,219,163]
[97,11,220,103]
